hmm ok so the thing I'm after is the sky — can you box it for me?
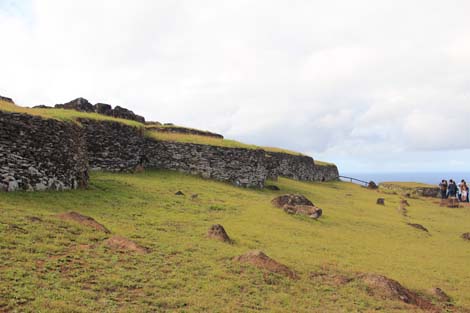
[1,0,470,174]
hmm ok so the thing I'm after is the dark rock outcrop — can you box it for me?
[94,103,113,116]
[57,97,95,112]
[112,106,145,123]
[0,111,88,192]
[0,95,14,103]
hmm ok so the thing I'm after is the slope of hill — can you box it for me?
[1,170,469,312]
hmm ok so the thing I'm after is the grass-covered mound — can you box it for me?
[1,171,469,312]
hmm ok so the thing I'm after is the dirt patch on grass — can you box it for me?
[207,224,232,243]
[282,204,322,219]
[104,236,149,254]
[359,273,438,312]
[233,250,298,279]
[57,211,110,233]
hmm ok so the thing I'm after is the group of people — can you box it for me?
[439,179,469,202]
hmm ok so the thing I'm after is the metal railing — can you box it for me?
[339,175,369,186]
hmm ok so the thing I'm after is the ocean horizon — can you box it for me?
[340,172,470,185]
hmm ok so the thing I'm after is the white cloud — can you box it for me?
[1,0,470,172]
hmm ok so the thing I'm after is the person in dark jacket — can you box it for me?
[439,180,448,199]
[448,179,458,198]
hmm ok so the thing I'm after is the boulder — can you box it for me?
[207,224,232,243]
[233,250,298,279]
[377,198,385,205]
[57,97,94,112]
[94,103,113,116]
[368,181,378,189]
[272,194,322,219]
[271,194,314,208]
[175,191,185,196]
[113,106,145,123]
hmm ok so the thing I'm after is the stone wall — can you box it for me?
[79,119,145,172]
[313,164,340,182]
[379,183,440,198]
[265,152,316,181]
[1,109,339,192]
[0,111,88,191]
[144,139,268,188]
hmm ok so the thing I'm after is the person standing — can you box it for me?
[462,181,469,203]
[448,179,458,198]
[439,179,448,199]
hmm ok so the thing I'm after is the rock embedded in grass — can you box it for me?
[233,250,298,279]
[104,236,149,254]
[175,191,185,196]
[271,194,314,208]
[265,185,280,191]
[461,233,470,241]
[400,199,410,207]
[57,211,110,233]
[207,224,232,243]
[407,223,429,233]
[272,194,322,219]
[430,287,452,303]
[359,273,436,311]
[376,198,385,205]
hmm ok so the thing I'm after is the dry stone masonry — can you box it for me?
[0,111,88,191]
[1,96,339,191]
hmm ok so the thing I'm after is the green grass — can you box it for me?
[380,182,437,188]
[0,99,143,127]
[146,130,305,156]
[1,170,469,312]
[314,160,336,167]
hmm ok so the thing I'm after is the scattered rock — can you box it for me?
[26,216,42,222]
[309,271,353,286]
[359,273,436,311]
[461,233,470,241]
[191,194,199,200]
[175,191,185,196]
[265,185,280,191]
[368,181,378,189]
[271,194,314,208]
[397,206,408,217]
[283,204,322,219]
[57,212,110,233]
[430,287,452,303]
[377,198,385,205]
[233,250,298,279]
[407,223,429,233]
[104,236,149,254]
[207,224,232,243]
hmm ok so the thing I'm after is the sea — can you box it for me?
[340,172,470,185]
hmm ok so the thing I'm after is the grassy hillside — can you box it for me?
[0,99,143,127]
[1,170,469,312]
